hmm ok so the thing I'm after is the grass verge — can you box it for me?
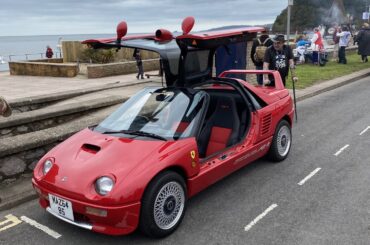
[286,50,369,89]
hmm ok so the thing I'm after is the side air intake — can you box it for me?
[261,114,272,136]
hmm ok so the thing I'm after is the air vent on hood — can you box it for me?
[81,144,101,154]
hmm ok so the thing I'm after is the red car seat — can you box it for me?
[198,96,240,158]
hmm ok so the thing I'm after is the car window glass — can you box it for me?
[95,88,207,140]
[184,50,209,75]
[167,50,180,75]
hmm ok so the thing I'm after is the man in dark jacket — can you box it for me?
[355,23,370,62]
[263,34,297,87]
[250,30,273,85]
[133,49,144,79]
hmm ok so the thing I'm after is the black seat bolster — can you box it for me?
[198,96,240,158]
[198,123,212,158]
[226,100,240,146]
[238,108,247,141]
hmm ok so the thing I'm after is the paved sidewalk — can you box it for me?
[0,68,369,211]
[0,71,161,101]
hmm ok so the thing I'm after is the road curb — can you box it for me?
[0,70,369,211]
[295,69,370,102]
[0,191,37,211]
[0,177,37,211]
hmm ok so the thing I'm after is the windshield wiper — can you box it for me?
[101,130,167,141]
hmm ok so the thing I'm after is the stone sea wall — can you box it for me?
[0,143,59,184]
[9,60,79,77]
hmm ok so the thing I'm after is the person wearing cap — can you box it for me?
[295,35,311,64]
[263,34,297,86]
[0,96,12,117]
[355,23,370,63]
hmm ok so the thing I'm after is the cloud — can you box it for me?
[0,0,286,36]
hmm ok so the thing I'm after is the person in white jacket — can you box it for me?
[336,26,351,64]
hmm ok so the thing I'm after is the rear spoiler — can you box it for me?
[219,70,285,90]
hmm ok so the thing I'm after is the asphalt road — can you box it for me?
[1,77,369,245]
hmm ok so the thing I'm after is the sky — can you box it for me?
[0,0,287,36]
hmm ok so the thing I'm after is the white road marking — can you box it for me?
[20,216,61,239]
[244,204,278,232]
[334,144,350,156]
[0,214,22,232]
[298,168,321,186]
[359,126,370,136]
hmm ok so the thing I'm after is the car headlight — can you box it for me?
[43,159,53,175]
[95,176,114,196]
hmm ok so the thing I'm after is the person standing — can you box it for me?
[45,45,54,58]
[263,34,298,86]
[250,30,273,85]
[295,35,311,64]
[336,26,351,64]
[133,49,144,79]
[310,27,324,65]
[332,24,340,62]
[355,23,370,62]
[45,45,54,59]
[0,96,12,117]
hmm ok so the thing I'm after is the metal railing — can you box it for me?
[2,52,62,62]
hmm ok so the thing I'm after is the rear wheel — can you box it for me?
[267,120,292,162]
[139,171,187,238]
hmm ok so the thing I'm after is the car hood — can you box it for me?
[39,128,170,197]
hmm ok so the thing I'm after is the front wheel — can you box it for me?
[267,120,292,162]
[139,171,187,238]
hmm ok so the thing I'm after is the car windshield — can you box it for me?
[94,87,208,140]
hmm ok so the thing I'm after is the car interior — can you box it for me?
[196,87,251,159]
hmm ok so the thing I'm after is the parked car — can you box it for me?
[32,17,294,238]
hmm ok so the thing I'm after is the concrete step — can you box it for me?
[0,96,123,139]
[0,80,162,184]
[0,104,118,184]
[0,81,159,139]
[8,79,153,113]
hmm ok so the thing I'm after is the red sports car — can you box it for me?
[32,17,294,238]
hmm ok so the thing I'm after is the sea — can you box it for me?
[0,34,113,71]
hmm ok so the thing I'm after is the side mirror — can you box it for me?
[182,16,195,35]
[116,21,128,44]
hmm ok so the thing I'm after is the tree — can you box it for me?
[272,0,365,33]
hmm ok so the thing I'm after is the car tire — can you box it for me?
[139,171,187,238]
[267,120,292,162]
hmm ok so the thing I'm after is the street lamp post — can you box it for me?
[287,0,293,45]
[287,0,297,122]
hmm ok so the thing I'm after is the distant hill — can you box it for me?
[273,0,365,32]
[206,24,272,32]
